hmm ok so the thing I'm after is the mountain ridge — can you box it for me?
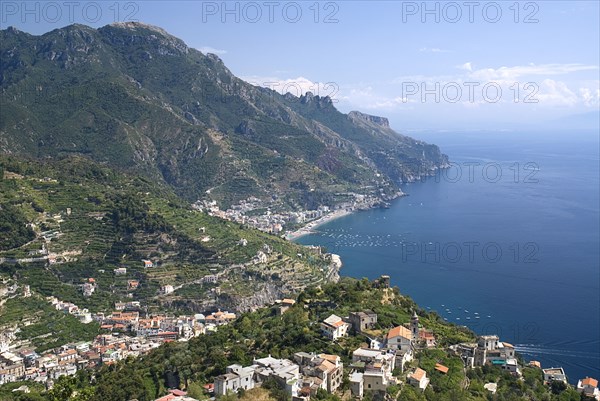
[0,22,448,207]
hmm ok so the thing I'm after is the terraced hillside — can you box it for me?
[0,156,334,317]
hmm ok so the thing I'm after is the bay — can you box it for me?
[296,130,600,383]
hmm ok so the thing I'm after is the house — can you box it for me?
[214,364,256,396]
[543,367,567,384]
[393,348,414,373]
[577,377,599,400]
[407,368,429,391]
[500,358,521,376]
[478,335,500,351]
[349,311,378,333]
[351,348,397,394]
[435,363,449,374]
[352,348,396,376]
[206,310,236,325]
[202,275,218,284]
[386,325,413,352]
[314,354,343,393]
[363,363,394,393]
[278,299,296,315]
[114,268,127,275]
[529,360,541,368]
[418,329,436,348]
[128,280,140,290]
[143,260,154,268]
[161,285,174,295]
[82,283,95,297]
[154,389,199,401]
[320,315,350,340]
[57,349,77,365]
[453,336,517,370]
[350,372,364,398]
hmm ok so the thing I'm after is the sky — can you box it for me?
[1,0,599,131]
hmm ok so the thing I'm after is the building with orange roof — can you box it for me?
[577,377,600,400]
[419,330,437,348]
[408,367,429,391]
[386,325,413,352]
[435,363,449,374]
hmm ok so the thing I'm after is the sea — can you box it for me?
[296,130,600,383]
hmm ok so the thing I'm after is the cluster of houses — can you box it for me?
[49,297,94,324]
[1,333,162,386]
[96,308,236,338]
[450,334,519,375]
[194,198,334,234]
[325,310,439,396]
[211,313,439,401]
[313,308,600,398]
[0,299,237,386]
[193,196,391,236]
[3,280,600,398]
[214,353,343,401]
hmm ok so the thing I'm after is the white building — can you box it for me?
[407,368,429,391]
[161,285,174,295]
[543,367,567,384]
[350,372,364,398]
[320,315,350,340]
[386,325,413,352]
[214,364,256,396]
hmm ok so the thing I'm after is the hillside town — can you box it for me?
[2,278,599,400]
[1,291,237,388]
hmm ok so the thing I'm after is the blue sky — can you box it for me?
[2,1,599,130]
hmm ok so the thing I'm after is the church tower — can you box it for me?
[410,310,420,342]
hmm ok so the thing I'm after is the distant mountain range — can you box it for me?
[0,22,448,208]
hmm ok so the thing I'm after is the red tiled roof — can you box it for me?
[582,377,598,387]
[435,363,449,374]
[387,325,412,340]
[410,368,426,381]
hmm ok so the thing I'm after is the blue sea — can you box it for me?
[297,130,600,383]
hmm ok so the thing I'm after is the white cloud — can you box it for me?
[458,62,473,72]
[386,63,600,109]
[535,79,579,107]
[419,47,450,53]
[468,63,598,81]
[197,46,227,55]
[241,76,337,99]
[578,85,600,107]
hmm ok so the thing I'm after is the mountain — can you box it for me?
[0,22,448,207]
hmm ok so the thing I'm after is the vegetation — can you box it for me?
[0,22,447,206]
[0,203,35,250]
[0,278,587,401]
[0,156,329,321]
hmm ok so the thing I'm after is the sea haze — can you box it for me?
[297,129,600,383]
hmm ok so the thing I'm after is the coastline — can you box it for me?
[284,208,355,241]
[284,190,405,241]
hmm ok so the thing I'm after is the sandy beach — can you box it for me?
[285,209,354,241]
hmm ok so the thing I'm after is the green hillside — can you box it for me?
[0,22,448,207]
[0,155,331,320]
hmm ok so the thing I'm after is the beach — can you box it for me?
[285,208,354,241]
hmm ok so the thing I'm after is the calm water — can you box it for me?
[297,130,600,383]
